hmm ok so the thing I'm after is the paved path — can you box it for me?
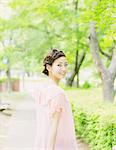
[1,98,36,150]
[0,97,89,150]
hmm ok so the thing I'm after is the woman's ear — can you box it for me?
[46,64,52,72]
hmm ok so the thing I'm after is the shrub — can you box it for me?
[0,77,7,84]
[81,81,92,89]
[0,77,19,83]
[71,102,116,150]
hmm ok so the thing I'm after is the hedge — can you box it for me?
[0,77,19,83]
[71,102,116,150]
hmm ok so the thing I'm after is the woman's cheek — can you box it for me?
[53,67,60,74]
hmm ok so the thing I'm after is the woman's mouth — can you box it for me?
[60,72,66,75]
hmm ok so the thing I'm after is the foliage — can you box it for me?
[0,0,115,75]
[81,81,92,89]
[0,77,6,84]
[71,102,116,150]
[3,0,89,70]
[65,87,116,148]
[0,77,19,84]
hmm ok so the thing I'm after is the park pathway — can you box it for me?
[1,98,36,150]
[0,95,89,150]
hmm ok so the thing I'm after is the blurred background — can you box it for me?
[0,0,116,150]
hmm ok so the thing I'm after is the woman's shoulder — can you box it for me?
[39,80,63,92]
[47,85,69,101]
[38,79,68,97]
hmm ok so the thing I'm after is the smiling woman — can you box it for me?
[32,49,78,150]
[42,49,69,85]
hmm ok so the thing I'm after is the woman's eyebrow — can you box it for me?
[58,62,68,63]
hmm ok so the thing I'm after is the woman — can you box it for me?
[33,49,78,150]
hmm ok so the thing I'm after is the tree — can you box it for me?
[66,0,87,87]
[87,0,116,102]
[89,22,116,102]
[7,0,89,87]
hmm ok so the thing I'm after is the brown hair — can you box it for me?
[42,49,66,76]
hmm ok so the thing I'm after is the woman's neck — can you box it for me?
[48,76,60,85]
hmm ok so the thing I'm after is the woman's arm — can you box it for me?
[47,111,61,150]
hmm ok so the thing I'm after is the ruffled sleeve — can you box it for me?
[29,83,42,105]
[49,92,66,118]
[29,83,68,115]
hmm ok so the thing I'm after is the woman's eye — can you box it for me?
[58,64,62,67]
[65,63,68,67]
[57,64,68,67]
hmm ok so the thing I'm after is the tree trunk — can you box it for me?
[67,50,78,86]
[102,75,114,102]
[89,22,116,102]
[76,51,86,87]
[67,71,77,86]
[6,64,12,93]
[76,72,79,87]
[67,50,86,87]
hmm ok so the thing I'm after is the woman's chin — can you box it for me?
[58,74,65,79]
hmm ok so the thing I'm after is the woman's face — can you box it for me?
[48,56,68,80]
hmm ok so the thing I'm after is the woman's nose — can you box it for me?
[61,66,67,72]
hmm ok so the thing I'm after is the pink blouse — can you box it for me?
[32,79,78,150]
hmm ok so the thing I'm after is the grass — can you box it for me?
[64,87,116,121]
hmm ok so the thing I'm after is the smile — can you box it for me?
[60,73,66,75]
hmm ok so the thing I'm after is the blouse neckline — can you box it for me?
[47,78,59,86]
